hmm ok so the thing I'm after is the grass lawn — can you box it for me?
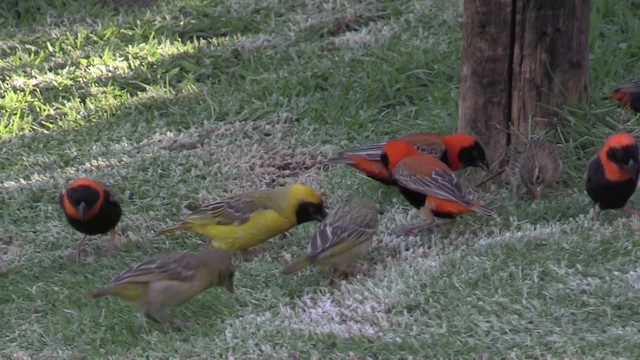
[2,0,640,357]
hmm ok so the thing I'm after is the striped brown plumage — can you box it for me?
[506,140,562,200]
[281,199,379,277]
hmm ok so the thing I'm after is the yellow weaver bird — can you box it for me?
[281,198,379,278]
[89,248,234,329]
[158,183,327,252]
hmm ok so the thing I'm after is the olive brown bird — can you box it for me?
[89,248,234,329]
[281,198,379,278]
[506,139,563,200]
[328,132,490,185]
[59,178,122,260]
[158,183,327,252]
[586,132,640,220]
[381,140,496,234]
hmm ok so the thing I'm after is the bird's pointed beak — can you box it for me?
[478,159,490,172]
[624,160,638,178]
[601,94,611,100]
[78,201,88,221]
[528,186,541,199]
[316,207,328,221]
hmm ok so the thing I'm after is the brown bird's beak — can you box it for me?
[601,95,611,100]
[478,159,490,172]
[77,201,88,221]
[316,207,328,221]
[623,160,638,178]
[528,186,541,199]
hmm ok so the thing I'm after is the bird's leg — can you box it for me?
[105,228,118,256]
[144,310,165,331]
[340,265,372,277]
[75,235,89,261]
[623,204,637,218]
[241,248,258,262]
[511,184,520,202]
[279,230,293,240]
[168,316,186,329]
[402,220,454,235]
[592,205,601,223]
[401,206,453,235]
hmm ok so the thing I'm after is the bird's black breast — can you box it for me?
[630,92,640,113]
[66,190,122,235]
[586,158,638,210]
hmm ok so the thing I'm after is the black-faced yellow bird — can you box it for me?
[328,132,490,185]
[586,133,640,220]
[158,183,327,252]
[59,178,122,260]
[381,140,496,234]
[89,248,234,329]
[602,79,640,112]
[281,199,379,278]
[506,140,563,200]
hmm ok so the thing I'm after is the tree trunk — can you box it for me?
[459,0,590,169]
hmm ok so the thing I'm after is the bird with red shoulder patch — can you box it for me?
[602,79,640,113]
[60,178,122,260]
[380,140,496,235]
[328,132,490,185]
[586,133,640,220]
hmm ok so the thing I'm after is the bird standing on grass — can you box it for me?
[506,140,563,200]
[602,79,640,112]
[328,132,490,185]
[59,178,122,260]
[281,199,379,279]
[586,133,640,220]
[89,248,234,330]
[158,183,327,253]
[381,140,496,235]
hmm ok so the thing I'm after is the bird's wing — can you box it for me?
[182,192,268,226]
[102,183,121,205]
[408,137,446,158]
[308,200,378,258]
[110,253,198,284]
[394,163,470,205]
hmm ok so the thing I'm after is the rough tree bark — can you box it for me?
[459,0,590,169]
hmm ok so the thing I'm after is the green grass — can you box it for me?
[2,0,640,357]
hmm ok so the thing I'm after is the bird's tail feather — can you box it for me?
[281,257,311,275]
[156,223,185,235]
[470,201,497,218]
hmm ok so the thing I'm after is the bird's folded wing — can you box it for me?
[308,204,378,258]
[111,253,198,284]
[409,137,446,158]
[102,183,121,205]
[394,165,470,204]
[182,194,266,226]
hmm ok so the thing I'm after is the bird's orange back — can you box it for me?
[382,140,451,176]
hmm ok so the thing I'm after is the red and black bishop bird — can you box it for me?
[380,140,496,234]
[586,133,640,220]
[60,178,122,260]
[328,132,490,185]
[602,79,640,113]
